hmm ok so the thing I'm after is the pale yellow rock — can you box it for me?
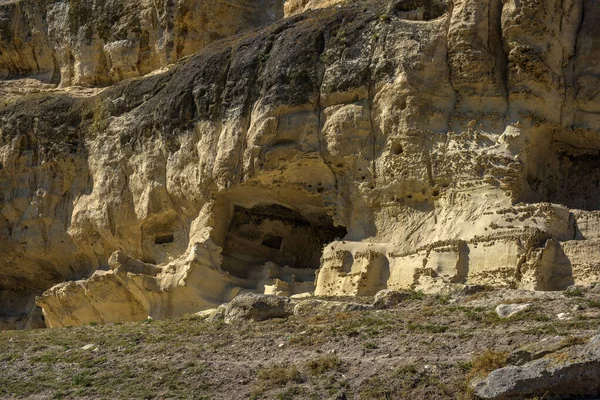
[0,0,284,86]
[284,0,346,17]
[0,0,598,328]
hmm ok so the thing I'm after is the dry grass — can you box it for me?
[466,350,509,381]
[2,288,600,399]
[252,365,304,396]
[558,335,588,348]
[305,354,341,375]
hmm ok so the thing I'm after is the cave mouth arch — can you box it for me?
[221,203,347,279]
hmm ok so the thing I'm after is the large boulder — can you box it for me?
[472,336,600,399]
[495,303,531,319]
[224,293,292,323]
[372,289,411,309]
[293,299,371,317]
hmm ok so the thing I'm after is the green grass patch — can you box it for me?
[407,323,448,333]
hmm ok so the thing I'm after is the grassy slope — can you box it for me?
[1,289,600,399]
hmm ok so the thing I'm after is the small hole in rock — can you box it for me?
[407,195,412,199]
[155,234,175,245]
[262,234,283,250]
[317,187,324,193]
[361,176,366,180]
[432,190,440,196]
[391,143,403,155]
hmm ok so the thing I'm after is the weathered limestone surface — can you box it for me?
[0,0,599,328]
[0,0,283,86]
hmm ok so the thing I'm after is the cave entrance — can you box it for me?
[221,204,347,279]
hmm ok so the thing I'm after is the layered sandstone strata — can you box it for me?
[0,0,599,328]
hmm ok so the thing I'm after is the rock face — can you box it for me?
[0,0,599,328]
[0,0,283,86]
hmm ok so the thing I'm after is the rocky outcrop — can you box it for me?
[36,240,316,328]
[0,0,283,86]
[0,0,599,328]
[284,0,345,17]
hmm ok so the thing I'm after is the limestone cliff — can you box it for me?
[0,0,599,329]
[0,0,282,86]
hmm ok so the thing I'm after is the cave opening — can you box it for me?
[154,234,175,245]
[221,204,347,279]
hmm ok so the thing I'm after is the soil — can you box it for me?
[2,287,600,399]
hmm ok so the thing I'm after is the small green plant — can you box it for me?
[457,361,473,373]
[379,13,390,22]
[258,53,270,66]
[89,321,98,326]
[409,290,426,300]
[435,294,451,304]
[407,323,448,333]
[587,299,600,308]
[72,372,93,387]
[52,391,67,400]
[394,364,417,376]
[565,287,584,297]
[364,341,378,350]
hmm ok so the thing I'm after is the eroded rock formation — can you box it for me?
[0,0,599,328]
[0,0,283,86]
